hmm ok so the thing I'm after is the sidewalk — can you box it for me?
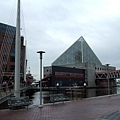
[1,94,120,120]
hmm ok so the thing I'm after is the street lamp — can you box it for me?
[37,51,45,108]
[106,64,110,95]
[56,82,59,87]
[56,82,59,94]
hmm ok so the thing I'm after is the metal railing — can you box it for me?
[0,83,27,98]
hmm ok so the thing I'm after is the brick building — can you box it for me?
[0,22,25,83]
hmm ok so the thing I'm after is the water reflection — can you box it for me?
[31,87,120,105]
[86,87,118,98]
[116,87,120,94]
[0,87,120,109]
[31,91,50,105]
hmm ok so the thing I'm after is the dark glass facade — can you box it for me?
[52,66,85,87]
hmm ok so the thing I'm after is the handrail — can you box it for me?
[0,83,27,98]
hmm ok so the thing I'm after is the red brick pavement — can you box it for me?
[0,95,120,120]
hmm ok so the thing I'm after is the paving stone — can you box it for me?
[99,111,120,120]
[1,94,120,120]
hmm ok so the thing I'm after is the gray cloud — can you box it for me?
[0,0,120,79]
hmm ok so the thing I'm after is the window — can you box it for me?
[10,47,15,56]
[20,66,23,73]
[85,64,87,67]
[2,64,7,72]
[3,55,7,61]
[3,45,8,52]
[3,37,7,43]
[10,56,15,62]
[10,65,15,72]
[12,37,15,44]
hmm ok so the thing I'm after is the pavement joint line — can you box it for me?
[32,100,73,107]
[2,92,120,120]
[98,110,120,120]
[95,118,107,120]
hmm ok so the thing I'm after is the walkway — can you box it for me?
[1,94,120,120]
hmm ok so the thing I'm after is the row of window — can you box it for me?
[45,67,109,73]
[95,67,108,71]
[2,64,23,72]
[2,55,14,61]
[2,55,23,62]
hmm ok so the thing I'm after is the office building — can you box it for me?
[0,22,25,83]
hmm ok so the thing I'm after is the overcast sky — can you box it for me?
[0,0,120,79]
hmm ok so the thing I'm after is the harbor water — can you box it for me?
[1,87,120,109]
[31,87,120,106]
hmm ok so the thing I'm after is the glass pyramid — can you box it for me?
[52,36,102,66]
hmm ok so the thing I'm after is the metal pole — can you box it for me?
[40,54,42,106]
[24,41,27,83]
[106,64,110,95]
[37,51,45,108]
[14,0,21,98]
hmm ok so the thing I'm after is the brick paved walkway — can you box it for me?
[1,94,120,120]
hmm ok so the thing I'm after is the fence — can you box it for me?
[0,83,27,98]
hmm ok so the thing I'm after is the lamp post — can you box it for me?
[106,64,110,95]
[56,82,59,94]
[37,51,45,107]
[83,82,86,98]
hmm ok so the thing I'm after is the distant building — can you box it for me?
[43,36,116,87]
[0,22,25,83]
[43,66,85,87]
[26,67,35,85]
